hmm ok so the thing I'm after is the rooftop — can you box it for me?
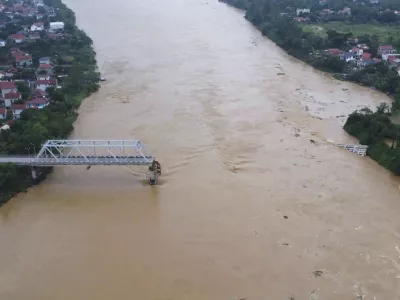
[0,81,16,89]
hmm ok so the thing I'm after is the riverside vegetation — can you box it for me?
[0,0,100,204]
[219,0,400,175]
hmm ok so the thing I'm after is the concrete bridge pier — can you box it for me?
[31,168,37,180]
[149,160,161,185]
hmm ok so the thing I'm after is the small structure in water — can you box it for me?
[336,144,368,156]
[149,160,162,185]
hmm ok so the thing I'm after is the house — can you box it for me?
[38,64,53,74]
[0,107,6,119]
[378,45,395,55]
[370,0,379,3]
[320,8,333,15]
[340,52,355,62]
[15,54,33,67]
[0,39,5,47]
[319,0,327,5]
[295,17,306,22]
[47,33,61,39]
[9,34,25,44]
[35,13,44,20]
[347,37,359,44]
[357,43,369,50]
[397,66,400,76]
[34,89,46,97]
[26,97,49,108]
[0,81,17,97]
[387,55,400,64]
[360,58,382,67]
[37,73,50,80]
[296,8,310,16]
[11,103,26,119]
[11,48,25,57]
[31,22,44,31]
[381,53,400,61]
[39,57,51,65]
[5,68,17,78]
[339,7,351,15]
[4,91,21,107]
[327,48,343,56]
[29,32,41,41]
[360,52,372,61]
[36,73,51,80]
[0,71,6,80]
[351,47,363,56]
[49,22,65,32]
[36,79,56,91]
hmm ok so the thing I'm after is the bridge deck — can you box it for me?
[0,156,154,166]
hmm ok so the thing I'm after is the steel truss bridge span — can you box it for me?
[0,140,155,166]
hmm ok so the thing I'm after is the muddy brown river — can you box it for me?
[1,0,400,299]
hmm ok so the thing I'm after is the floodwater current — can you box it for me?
[1,0,400,299]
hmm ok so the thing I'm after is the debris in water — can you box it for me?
[310,139,316,144]
[277,72,285,75]
[295,134,300,137]
[283,215,288,219]
[313,270,323,277]
[282,243,289,247]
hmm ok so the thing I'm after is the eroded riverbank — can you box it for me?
[1,0,400,299]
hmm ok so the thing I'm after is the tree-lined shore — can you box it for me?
[0,0,99,205]
[219,0,400,175]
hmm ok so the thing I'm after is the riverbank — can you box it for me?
[0,0,99,205]
[219,0,400,175]
[2,1,400,298]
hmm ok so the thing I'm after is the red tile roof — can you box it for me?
[32,22,44,27]
[36,80,51,85]
[27,98,48,105]
[0,107,6,114]
[11,103,26,110]
[0,81,16,89]
[10,34,25,40]
[35,89,46,95]
[4,92,21,99]
[378,45,393,50]
[15,55,32,62]
[39,64,52,69]
[11,50,25,57]
[328,48,343,56]
[361,52,372,60]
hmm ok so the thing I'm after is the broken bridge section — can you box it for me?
[336,144,368,156]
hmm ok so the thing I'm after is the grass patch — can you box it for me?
[302,22,400,41]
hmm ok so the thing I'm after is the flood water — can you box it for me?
[1,0,400,299]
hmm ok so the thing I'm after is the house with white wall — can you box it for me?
[4,91,21,107]
[0,81,17,97]
[49,22,64,32]
[30,22,44,31]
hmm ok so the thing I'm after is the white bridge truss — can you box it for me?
[0,140,155,166]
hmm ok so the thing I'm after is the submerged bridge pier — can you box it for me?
[0,140,161,185]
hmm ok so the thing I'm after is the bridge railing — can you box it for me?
[35,140,153,164]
